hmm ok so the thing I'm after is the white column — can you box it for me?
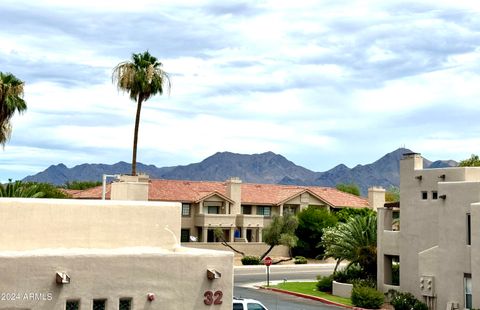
[279,204,284,216]
[258,228,263,242]
[230,228,235,242]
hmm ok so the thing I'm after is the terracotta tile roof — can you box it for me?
[70,179,369,208]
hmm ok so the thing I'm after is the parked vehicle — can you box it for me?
[233,297,269,310]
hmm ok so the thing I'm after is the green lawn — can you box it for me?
[271,281,352,306]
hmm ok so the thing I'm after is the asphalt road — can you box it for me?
[234,264,344,310]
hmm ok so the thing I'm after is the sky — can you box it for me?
[1,0,480,182]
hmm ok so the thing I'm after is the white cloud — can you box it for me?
[2,0,480,181]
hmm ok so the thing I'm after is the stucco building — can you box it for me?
[377,153,480,309]
[0,198,233,310]
[71,177,376,244]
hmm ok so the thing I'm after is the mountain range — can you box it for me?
[23,148,457,195]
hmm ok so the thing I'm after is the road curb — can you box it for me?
[258,286,353,309]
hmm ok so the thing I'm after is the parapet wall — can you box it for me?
[0,198,181,251]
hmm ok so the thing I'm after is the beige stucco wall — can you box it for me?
[111,176,149,201]
[378,154,480,309]
[0,198,234,310]
[0,248,233,310]
[0,198,181,251]
[283,192,327,211]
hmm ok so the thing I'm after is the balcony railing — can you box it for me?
[195,214,236,227]
[236,214,264,228]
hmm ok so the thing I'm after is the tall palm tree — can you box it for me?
[0,72,26,147]
[112,51,171,176]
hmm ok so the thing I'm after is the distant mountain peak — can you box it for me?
[22,148,458,194]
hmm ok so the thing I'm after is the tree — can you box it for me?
[0,72,26,147]
[294,206,337,258]
[0,180,44,198]
[334,207,376,223]
[321,214,377,276]
[459,154,480,167]
[385,186,400,202]
[112,51,171,176]
[260,214,298,260]
[0,180,69,198]
[64,181,102,190]
[336,183,360,196]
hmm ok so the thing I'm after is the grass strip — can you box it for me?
[272,281,352,306]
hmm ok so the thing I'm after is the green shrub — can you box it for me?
[392,263,399,285]
[333,264,366,283]
[388,290,428,310]
[294,256,308,264]
[351,286,384,309]
[350,278,377,289]
[241,256,260,265]
[316,275,333,292]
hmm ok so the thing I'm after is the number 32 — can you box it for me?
[204,290,223,305]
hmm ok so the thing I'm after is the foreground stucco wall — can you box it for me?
[0,198,234,309]
[0,248,233,310]
[0,198,181,251]
[183,243,289,257]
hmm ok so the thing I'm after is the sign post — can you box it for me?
[264,256,272,287]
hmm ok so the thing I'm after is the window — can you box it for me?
[208,206,219,214]
[242,205,252,215]
[284,205,297,215]
[233,303,243,310]
[247,303,267,310]
[181,229,190,242]
[119,298,132,310]
[93,299,106,310]
[421,191,428,200]
[467,213,471,245]
[182,203,191,216]
[257,206,271,216]
[432,191,438,200]
[66,300,80,310]
[465,274,472,309]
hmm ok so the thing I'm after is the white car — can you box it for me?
[233,297,269,310]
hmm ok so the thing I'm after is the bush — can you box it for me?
[316,275,333,292]
[351,286,384,309]
[333,264,367,283]
[392,263,399,286]
[241,256,260,265]
[350,278,377,289]
[294,256,308,264]
[387,290,428,310]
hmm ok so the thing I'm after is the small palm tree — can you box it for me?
[0,180,45,198]
[0,72,27,147]
[321,214,377,276]
[112,51,171,176]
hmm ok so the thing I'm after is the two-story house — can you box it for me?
[72,176,378,245]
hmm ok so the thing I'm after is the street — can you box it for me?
[234,264,344,310]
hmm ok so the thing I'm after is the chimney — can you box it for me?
[111,174,150,201]
[226,177,242,215]
[368,186,385,211]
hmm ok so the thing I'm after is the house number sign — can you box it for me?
[204,290,223,305]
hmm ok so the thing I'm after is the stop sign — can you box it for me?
[264,256,272,266]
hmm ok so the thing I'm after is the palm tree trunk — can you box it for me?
[132,95,144,176]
